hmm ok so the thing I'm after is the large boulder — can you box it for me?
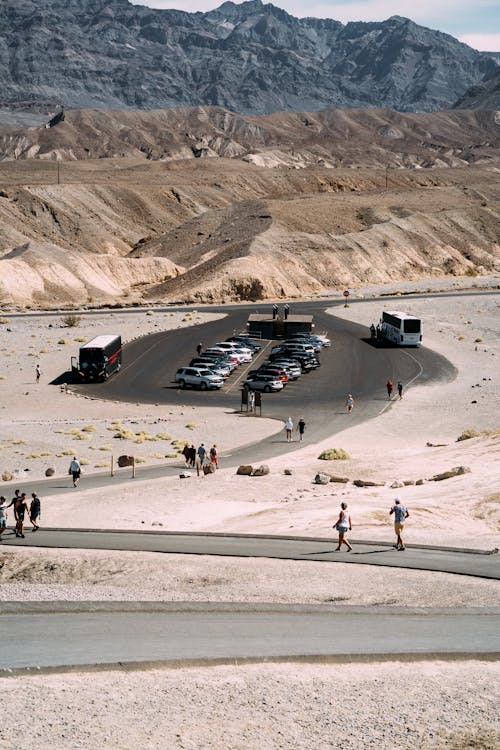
[330,475,349,484]
[314,473,331,485]
[252,465,270,476]
[237,465,253,476]
[430,466,471,481]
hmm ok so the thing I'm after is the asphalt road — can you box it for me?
[1,603,499,672]
[2,529,499,579]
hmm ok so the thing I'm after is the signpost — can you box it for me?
[343,289,350,307]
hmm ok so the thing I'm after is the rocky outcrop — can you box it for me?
[0,0,497,120]
[454,70,500,109]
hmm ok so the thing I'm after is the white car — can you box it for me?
[175,367,224,390]
[243,374,284,392]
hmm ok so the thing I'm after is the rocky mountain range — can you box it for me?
[0,0,498,120]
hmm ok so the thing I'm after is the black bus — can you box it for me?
[71,334,122,382]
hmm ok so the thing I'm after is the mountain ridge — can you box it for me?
[0,0,498,119]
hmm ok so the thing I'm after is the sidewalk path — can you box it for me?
[2,529,499,579]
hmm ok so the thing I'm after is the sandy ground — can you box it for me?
[1,277,499,749]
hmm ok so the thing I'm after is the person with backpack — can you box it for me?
[209,444,218,468]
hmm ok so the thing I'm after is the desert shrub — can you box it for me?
[165,453,179,458]
[135,456,146,463]
[98,445,112,451]
[185,423,197,430]
[465,267,478,277]
[474,337,483,343]
[2,470,14,481]
[114,428,135,440]
[40,451,52,456]
[62,314,81,327]
[81,424,96,432]
[25,454,41,459]
[457,428,481,442]
[94,461,111,468]
[9,439,25,445]
[318,448,350,461]
[62,449,74,456]
[150,453,164,459]
[80,459,90,466]
[155,432,171,440]
[58,339,68,345]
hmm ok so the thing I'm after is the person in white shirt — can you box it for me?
[69,457,81,487]
[284,417,293,442]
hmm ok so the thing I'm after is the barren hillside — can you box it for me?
[1,107,499,169]
[0,153,499,307]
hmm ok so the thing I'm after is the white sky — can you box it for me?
[131,0,500,51]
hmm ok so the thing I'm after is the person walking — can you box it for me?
[181,443,191,467]
[29,492,41,531]
[6,490,21,534]
[196,342,203,356]
[248,390,255,413]
[284,417,293,442]
[69,456,81,487]
[196,443,206,476]
[35,363,41,383]
[390,497,409,550]
[334,502,352,551]
[397,381,403,400]
[0,496,7,541]
[297,418,306,442]
[188,444,196,468]
[386,380,394,399]
[209,444,218,468]
[15,493,29,538]
[346,394,354,413]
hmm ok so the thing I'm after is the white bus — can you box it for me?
[380,311,422,346]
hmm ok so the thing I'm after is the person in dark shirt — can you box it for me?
[29,492,41,531]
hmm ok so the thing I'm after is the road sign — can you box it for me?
[343,290,350,298]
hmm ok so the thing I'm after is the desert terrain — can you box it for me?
[0,276,499,749]
[1,109,499,308]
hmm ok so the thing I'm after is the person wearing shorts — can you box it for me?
[390,498,409,550]
[30,492,41,531]
[69,457,81,487]
[284,417,293,442]
[0,496,7,540]
[15,493,29,538]
[297,418,306,441]
[334,502,353,552]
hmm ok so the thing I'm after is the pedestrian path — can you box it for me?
[3,529,499,579]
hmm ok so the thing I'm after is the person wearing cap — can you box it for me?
[390,498,409,550]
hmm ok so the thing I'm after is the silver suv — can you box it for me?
[175,367,224,390]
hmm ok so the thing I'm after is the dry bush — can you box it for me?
[185,423,197,430]
[62,314,81,327]
[457,428,481,442]
[318,448,350,460]
[2,470,13,481]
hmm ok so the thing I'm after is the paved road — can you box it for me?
[2,529,499,579]
[1,603,499,672]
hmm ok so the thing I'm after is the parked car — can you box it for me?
[289,333,331,347]
[189,358,231,378]
[257,366,289,383]
[175,367,224,390]
[269,359,301,379]
[203,349,240,368]
[227,335,262,352]
[213,342,253,357]
[270,350,319,371]
[243,374,284,392]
